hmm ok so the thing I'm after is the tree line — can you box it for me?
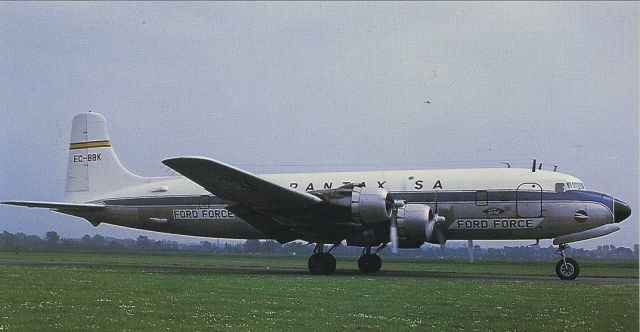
[0,230,637,260]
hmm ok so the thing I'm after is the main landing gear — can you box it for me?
[307,243,388,275]
[307,242,338,275]
[555,244,580,280]
[358,244,386,274]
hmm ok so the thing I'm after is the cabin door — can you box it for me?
[516,183,542,218]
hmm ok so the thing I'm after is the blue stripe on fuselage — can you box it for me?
[99,190,614,213]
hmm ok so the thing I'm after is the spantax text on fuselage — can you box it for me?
[289,179,444,191]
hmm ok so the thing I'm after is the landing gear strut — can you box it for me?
[555,244,580,280]
[307,242,337,275]
[358,245,385,274]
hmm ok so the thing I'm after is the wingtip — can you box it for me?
[162,156,199,168]
[161,157,178,167]
[162,156,225,176]
[163,156,212,164]
[162,156,234,172]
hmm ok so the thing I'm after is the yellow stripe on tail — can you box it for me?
[69,140,112,150]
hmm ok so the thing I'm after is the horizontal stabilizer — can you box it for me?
[1,200,105,211]
[163,156,322,211]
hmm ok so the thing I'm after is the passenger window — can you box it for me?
[199,195,209,209]
[475,190,488,206]
[555,183,566,193]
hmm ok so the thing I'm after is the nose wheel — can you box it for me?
[555,244,580,280]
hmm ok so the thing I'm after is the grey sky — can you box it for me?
[1,2,637,248]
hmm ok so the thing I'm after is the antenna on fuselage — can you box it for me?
[553,165,558,172]
[539,163,543,170]
[532,159,537,172]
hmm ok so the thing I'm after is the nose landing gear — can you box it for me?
[555,244,580,280]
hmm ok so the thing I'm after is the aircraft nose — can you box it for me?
[613,199,631,223]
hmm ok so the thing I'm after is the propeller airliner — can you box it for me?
[2,113,632,279]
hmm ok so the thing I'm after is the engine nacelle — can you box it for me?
[351,185,394,225]
[312,183,394,226]
[396,204,431,248]
[396,204,445,247]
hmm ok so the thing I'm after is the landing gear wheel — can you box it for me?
[555,258,580,280]
[358,253,382,274]
[326,253,336,274]
[308,252,336,275]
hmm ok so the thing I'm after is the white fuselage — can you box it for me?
[73,167,617,245]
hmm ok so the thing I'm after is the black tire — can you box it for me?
[325,253,337,275]
[308,253,324,275]
[372,254,382,273]
[358,253,382,274]
[308,253,336,275]
[555,258,580,280]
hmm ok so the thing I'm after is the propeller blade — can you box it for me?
[390,218,399,253]
[467,239,474,263]
[389,201,404,254]
[425,213,446,245]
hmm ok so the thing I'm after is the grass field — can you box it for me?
[0,251,637,331]
[0,250,637,277]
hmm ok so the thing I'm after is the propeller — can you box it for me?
[425,213,446,243]
[425,212,447,257]
[390,218,399,253]
[467,239,474,263]
[389,200,405,254]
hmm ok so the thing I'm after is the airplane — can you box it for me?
[2,112,632,280]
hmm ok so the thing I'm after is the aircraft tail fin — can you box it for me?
[65,112,148,202]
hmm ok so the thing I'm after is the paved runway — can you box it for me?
[1,258,636,284]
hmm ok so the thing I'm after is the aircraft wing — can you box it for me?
[1,200,105,211]
[162,157,322,211]
[227,203,300,243]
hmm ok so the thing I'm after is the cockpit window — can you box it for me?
[566,182,585,190]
